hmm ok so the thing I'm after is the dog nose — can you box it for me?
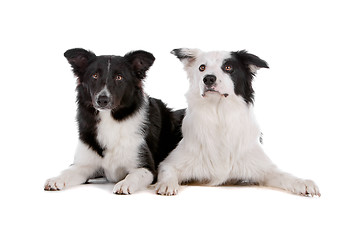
[203,75,217,86]
[97,95,110,107]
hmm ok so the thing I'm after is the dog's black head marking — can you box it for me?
[227,50,269,104]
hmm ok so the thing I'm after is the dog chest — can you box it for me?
[184,101,260,148]
[181,100,262,183]
[96,109,147,173]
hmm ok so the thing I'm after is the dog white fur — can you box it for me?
[156,49,320,196]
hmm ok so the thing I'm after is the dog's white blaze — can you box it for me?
[107,58,111,73]
[96,86,111,98]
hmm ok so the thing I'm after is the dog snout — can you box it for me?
[203,75,217,87]
[96,94,110,108]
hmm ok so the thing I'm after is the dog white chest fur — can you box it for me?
[180,96,262,184]
[93,108,146,182]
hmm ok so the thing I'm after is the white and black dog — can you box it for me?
[44,48,184,194]
[156,48,320,197]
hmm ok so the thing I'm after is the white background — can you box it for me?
[1,0,359,239]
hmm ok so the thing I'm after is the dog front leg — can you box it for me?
[44,141,101,191]
[156,144,203,196]
[112,144,154,195]
[155,162,181,196]
[44,164,99,191]
[262,168,321,197]
[246,146,320,197]
[113,168,154,195]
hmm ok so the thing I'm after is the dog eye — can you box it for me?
[225,65,233,72]
[199,64,206,72]
[92,73,99,80]
[116,75,123,81]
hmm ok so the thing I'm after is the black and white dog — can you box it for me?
[44,48,184,194]
[156,48,320,196]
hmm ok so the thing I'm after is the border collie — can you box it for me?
[44,48,184,194]
[155,48,320,197]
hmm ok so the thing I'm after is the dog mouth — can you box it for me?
[201,88,229,98]
[94,105,113,111]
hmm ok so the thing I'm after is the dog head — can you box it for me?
[171,48,268,104]
[64,48,155,111]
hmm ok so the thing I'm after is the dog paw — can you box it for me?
[113,179,137,195]
[155,182,180,196]
[44,177,66,191]
[289,179,321,197]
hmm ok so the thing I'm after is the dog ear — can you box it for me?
[233,50,269,74]
[124,50,155,79]
[64,48,96,77]
[171,48,201,66]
